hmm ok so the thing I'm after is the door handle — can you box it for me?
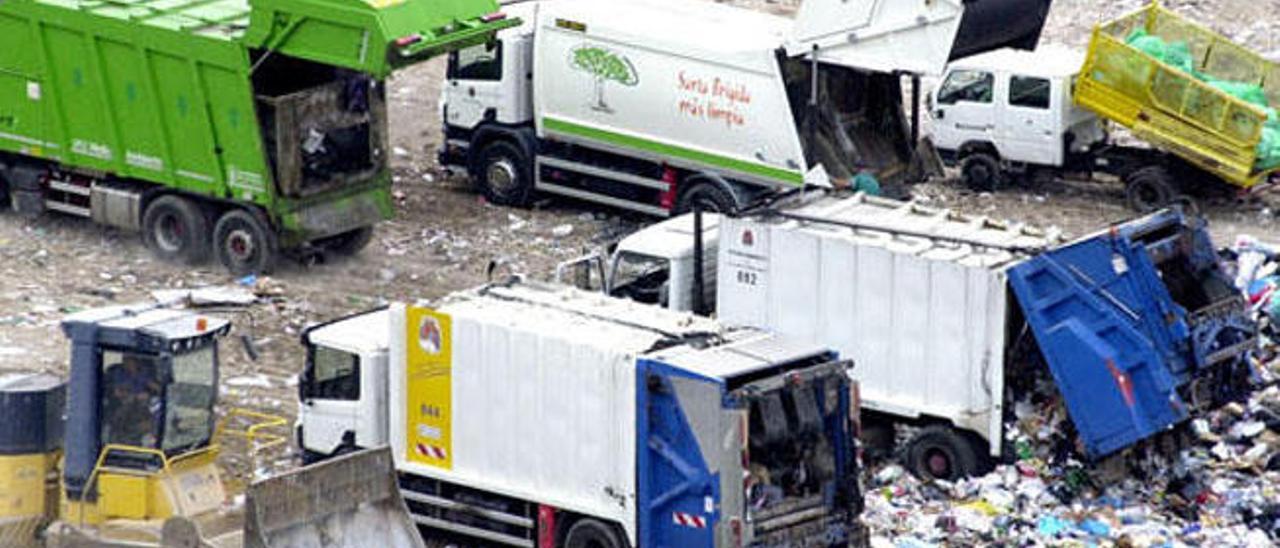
[468,87,476,98]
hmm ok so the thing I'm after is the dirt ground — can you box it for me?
[1,0,1278,542]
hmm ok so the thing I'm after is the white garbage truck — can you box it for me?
[560,193,1256,481]
[437,0,1052,215]
[296,281,867,547]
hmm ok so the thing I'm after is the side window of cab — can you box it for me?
[1009,75,1052,109]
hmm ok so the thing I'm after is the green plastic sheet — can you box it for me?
[1126,29,1280,169]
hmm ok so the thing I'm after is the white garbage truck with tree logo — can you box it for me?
[437,0,1052,215]
[295,281,868,547]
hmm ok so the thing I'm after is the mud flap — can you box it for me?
[1007,234,1188,458]
[241,447,424,548]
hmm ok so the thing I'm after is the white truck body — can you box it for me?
[301,282,865,547]
[715,194,1055,455]
[439,0,1001,216]
[387,286,717,543]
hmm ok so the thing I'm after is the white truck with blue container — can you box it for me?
[561,194,1257,480]
[296,281,866,547]
[437,0,1051,215]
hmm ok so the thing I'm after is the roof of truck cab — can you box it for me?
[307,309,391,355]
[949,46,1085,78]
[37,0,251,40]
[539,0,790,63]
[617,213,720,261]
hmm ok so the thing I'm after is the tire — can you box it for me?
[960,152,1003,192]
[142,195,211,264]
[674,179,740,215]
[316,226,375,257]
[213,209,277,276]
[476,140,533,207]
[1124,166,1178,213]
[564,518,624,548]
[904,425,983,482]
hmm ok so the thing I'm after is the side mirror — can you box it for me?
[554,253,606,292]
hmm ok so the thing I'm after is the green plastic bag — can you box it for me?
[1127,28,1280,169]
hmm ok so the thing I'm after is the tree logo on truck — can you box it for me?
[569,44,638,113]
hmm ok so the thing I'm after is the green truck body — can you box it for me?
[0,0,513,273]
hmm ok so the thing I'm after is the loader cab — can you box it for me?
[98,344,217,456]
[298,308,390,463]
[930,47,1107,168]
[59,306,231,521]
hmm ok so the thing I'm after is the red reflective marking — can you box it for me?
[1105,359,1136,407]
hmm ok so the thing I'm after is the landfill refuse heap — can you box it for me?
[1124,29,1280,170]
[863,352,1280,547]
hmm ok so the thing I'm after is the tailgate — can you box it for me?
[787,0,1051,75]
[1006,223,1188,458]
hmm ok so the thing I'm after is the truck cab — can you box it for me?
[440,3,537,135]
[297,308,390,463]
[557,213,720,314]
[931,47,1107,188]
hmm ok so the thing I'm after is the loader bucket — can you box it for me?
[240,447,424,548]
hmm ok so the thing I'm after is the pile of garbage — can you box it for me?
[864,360,1280,546]
[866,239,1280,546]
[1124,28,1280,170]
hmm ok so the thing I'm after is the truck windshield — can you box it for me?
[782,59,913,183]
[610,252,670,306]
[161,346,218,454]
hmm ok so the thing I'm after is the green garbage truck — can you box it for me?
[0,0,514,274]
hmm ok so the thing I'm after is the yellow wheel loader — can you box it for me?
[0,304,423,548]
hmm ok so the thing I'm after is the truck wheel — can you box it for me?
[905,425,981,482]
[960,153,1003,192]
[316,226,375,257]
[1124,166,1177,213]
[142,195,211,264]
[213,209,277,276]
[477,141,533,207]
[675,180,740,215]
[564,518,624,548]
